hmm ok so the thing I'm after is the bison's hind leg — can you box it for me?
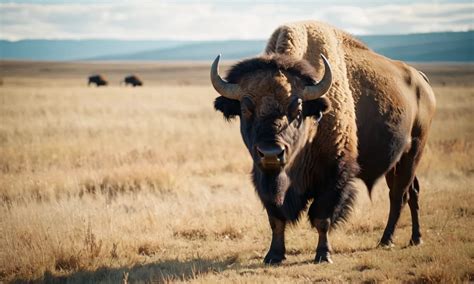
[380,138,425,247]
[408,176,422,245]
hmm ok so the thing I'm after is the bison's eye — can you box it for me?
[241,97,255,120]
[288,97,303,121]
[242,108,253,120]
[295,109,303,120]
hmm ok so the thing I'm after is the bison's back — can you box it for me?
[265,21,436,189]
[265,21,368,72]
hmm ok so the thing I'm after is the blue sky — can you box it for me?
[0,0,473,40]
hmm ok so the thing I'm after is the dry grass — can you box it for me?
[0,61,473,283]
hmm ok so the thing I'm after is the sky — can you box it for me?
[0,0,473,41]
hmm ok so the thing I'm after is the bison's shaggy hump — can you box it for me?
[225,54,318,85]
[341,32,370,51]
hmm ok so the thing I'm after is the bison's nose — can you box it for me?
[256,143,286,169]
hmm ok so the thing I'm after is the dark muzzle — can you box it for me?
[256,143,286,171]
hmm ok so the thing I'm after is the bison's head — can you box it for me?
[211,54,332,207]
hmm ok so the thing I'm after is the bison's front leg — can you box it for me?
[264,212,287,265]
[309,198,335,263]
[311,217,333,263]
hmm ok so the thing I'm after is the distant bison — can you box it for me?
[88,75,108,87]
[123,75,143,87]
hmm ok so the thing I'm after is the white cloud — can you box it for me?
[0,1,472,40]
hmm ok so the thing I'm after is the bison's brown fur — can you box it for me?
[212,21,436,264]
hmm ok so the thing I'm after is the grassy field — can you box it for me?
[0,61,473,283]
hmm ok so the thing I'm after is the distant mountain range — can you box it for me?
[1,31,472,62]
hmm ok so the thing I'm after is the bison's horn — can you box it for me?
[302,54,332,101]
[210,54,243,100]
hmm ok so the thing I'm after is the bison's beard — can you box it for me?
[254,169,290,207]
[253,167,308,221]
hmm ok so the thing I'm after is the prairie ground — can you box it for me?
[0,61,473,283]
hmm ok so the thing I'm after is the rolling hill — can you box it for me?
[1,31,472,62]
[0,39,185,61]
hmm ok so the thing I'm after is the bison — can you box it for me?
[88,74,108,87]
[123,75,143,87]
[210,21,436,264]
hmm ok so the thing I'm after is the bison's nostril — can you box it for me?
[256,144,285,163]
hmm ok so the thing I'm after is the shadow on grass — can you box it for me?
[12,249,383,282]
[14,257,240,283]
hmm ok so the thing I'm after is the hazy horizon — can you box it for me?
[2,29,473,42]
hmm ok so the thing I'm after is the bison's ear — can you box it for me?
[214,96,241,120]
[303,97,331,120]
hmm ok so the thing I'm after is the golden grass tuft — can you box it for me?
[137,243,161,257]
[174,229,208,241]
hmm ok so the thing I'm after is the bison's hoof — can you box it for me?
[264,254,285,265]
[409,238,423,246]
[377,241,395,249]
[315,252,333,264]
[263,257,284,265]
